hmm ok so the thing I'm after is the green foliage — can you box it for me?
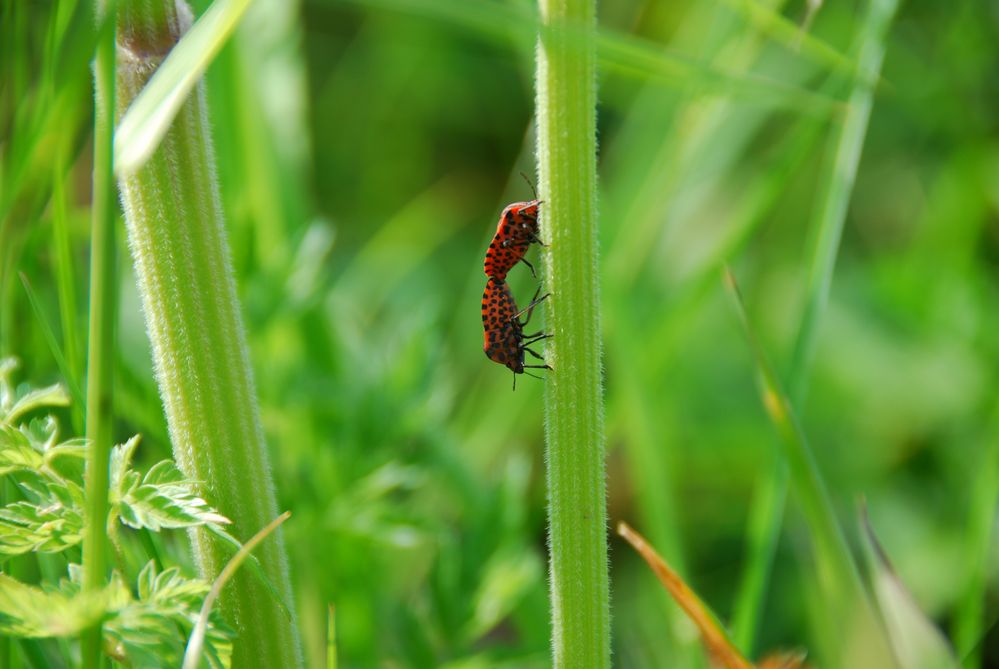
[0,570,110,638]
[4,0,999,667]
[111,436,231,532]
[104,563,233,669]
[0,358,234,666]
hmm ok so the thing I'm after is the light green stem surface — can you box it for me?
[115,2,302,666]
[536,1,609,668]
[81,1,117,666]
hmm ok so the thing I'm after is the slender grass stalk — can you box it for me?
[81,1,117,666]
[114,2,302,666]
[789,0,899,397]
[730,455,786,653]
[535,1,609,667]
[47,1,83,419]
[730,0,899,654]
[51,157,82,408]
[725,269,897,668]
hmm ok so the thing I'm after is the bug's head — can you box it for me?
[508,201,541,235]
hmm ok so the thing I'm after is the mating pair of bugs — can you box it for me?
[481,194,551,389]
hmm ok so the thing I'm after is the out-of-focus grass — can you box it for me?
[2,0,997,667]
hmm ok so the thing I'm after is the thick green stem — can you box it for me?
[81,1,117,666]
[115,2,302,666]
[536,1,609,668]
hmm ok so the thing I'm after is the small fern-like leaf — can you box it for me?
[115,458,230,531]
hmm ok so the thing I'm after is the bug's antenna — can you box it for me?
[519,171,539,200]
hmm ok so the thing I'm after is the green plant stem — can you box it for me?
[81,1,117,667]
[114,2,302,666]
[536,1,609,668]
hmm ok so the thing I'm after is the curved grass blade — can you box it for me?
[860,506,960,669]
[19,273,85,414]
[618,521,755,669]
[183,511,291,669]
[723,267,898,668]
[114,0,252,175]
[339,0,839,115]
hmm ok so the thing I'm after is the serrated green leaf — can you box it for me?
[105,561,233,669]
[115,458,230,531]
[0,425,45,475]
[0,571,112,637]
[43,438,87,469]
[0,480,85,557]
[4,383,70,427]
[110,435,142,495]
[21,415,60,451]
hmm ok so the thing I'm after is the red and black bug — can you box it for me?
[483,200,544,280]
[481,278,552,389]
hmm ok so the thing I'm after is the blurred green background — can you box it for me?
[2,0,997,667]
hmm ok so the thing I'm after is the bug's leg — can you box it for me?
[516,290,550,326]
[523,363,553,372]
[521,257,537,278]
[523,346,548,361]
[522,332,552,346]
[512,370,517,392]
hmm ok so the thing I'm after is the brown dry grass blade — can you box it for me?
[618,521,811,669]
[617,521,755,669]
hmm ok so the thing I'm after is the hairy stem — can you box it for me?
[536,0,609,667]
[114,1,302,665]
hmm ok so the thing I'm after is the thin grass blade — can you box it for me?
[114,0,252,175]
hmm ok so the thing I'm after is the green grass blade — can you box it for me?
[731,0,900,653]
[113,0,252,175]
[730,457,787,653]
[339,0,839,114]
[717,0,859,80]
[724,267,897,668]
[183,512,292,669]
[49,160,82,411]
[788,0,900,399]
[18,273,85,414]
